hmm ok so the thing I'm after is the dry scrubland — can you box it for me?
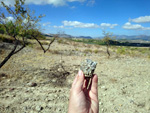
[0,38,150,113]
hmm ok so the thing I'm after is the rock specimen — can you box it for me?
[27,82,37,87]
[80,59,97,78]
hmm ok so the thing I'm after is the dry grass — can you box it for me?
[93,49,99,54]
[57,38,71,45]
[0,49,5,55]
[49,50,61,54]
[111,46,150,58]
[94,44,101,49]
[0,34,14,43]
[0,73,10,82]
[83,49,93,53]
[109,78,117,83]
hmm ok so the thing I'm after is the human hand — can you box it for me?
[68,70,99,113]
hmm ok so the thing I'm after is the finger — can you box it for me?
[83,78,90,89]
[90,74,98,94]
[74,70,85,92]
[71,75,78,88]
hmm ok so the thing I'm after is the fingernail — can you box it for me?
[78,70,83,76]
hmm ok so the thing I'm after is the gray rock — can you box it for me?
[137,102,145,108]
[145,104,150,110]
[80,59,97,77]
[35,106,43,111]
[27,82,37,87]
[23,106,28,111]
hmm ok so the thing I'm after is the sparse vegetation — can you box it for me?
[70,38,105,45]
[113,46,150,58]
[57,39,63,44]
[0,50,5,55]
[102,31,116,58]
[94,49,99,54]
[75,48,79,51]
[83,49,93,53]
[148,54,150,59]
[0,0,55,68]
[116,47,127,55]
[49,50,61,54]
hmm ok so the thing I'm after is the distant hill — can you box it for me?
[43,33,150,41]
[43,33,73,38]
[77,36,92,39]
[115,35,150,41]
[96,35,150,41]
[43,33,92,39]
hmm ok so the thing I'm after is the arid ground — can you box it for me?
[0,38,150,113]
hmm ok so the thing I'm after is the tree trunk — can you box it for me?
[106,45,110,58]
[0,44,18,68]
[0,41,26,68]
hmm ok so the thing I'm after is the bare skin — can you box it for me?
[68,70,99,113]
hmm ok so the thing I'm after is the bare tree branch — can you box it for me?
[33,34,55,53]
[13,43,26,54]
[44,37,55,53]
[0,41,18,68]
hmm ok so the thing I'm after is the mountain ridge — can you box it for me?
[43,33,150,41]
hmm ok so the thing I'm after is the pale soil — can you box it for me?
[0,40,150,113]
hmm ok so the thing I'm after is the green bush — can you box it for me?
[84,49,93,53]
[70,38,105,45]
[58,39,63,44]
[148,54,150,59]
[94,49,99,54]
[0,23,46,40]
[117,47,126,55]
[0,34,14,43]
[0,24,5,34]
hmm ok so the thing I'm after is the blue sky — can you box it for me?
[1,0,150,37]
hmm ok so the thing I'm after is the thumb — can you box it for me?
[74,70,85,92]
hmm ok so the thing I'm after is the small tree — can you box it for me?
[0,24,5,34]
[0,0,55,68]
[102,31,115,58]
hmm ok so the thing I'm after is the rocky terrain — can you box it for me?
[0,39,150,113]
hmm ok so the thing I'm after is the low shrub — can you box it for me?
[148,54,150,59]
[27,43,34,48]
[84,49,93,53]
[0,34,14,43]
[116,47,126,55]
[94,49,99,54]
[49,50,61,54]
[58,39,63,44]
[0,50,5,55]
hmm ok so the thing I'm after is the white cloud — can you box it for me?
[1,0,86,6]
[53,25,65,28]
[62,21,118,29]
[87,0,95,6]
[0,0,14,6]
[53,25,73,29]
[43,22,51,26]
[130,16,150,23]
[26,0,66,6]
[70,6,76,9]
[1,16,15,23]
[68,0,85,2]
[122,22,150,30]
[100,23,118,29]
[143,27,150,30]
[6,16,14,22]
[62,20,99,28]
[1,16,36,26]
